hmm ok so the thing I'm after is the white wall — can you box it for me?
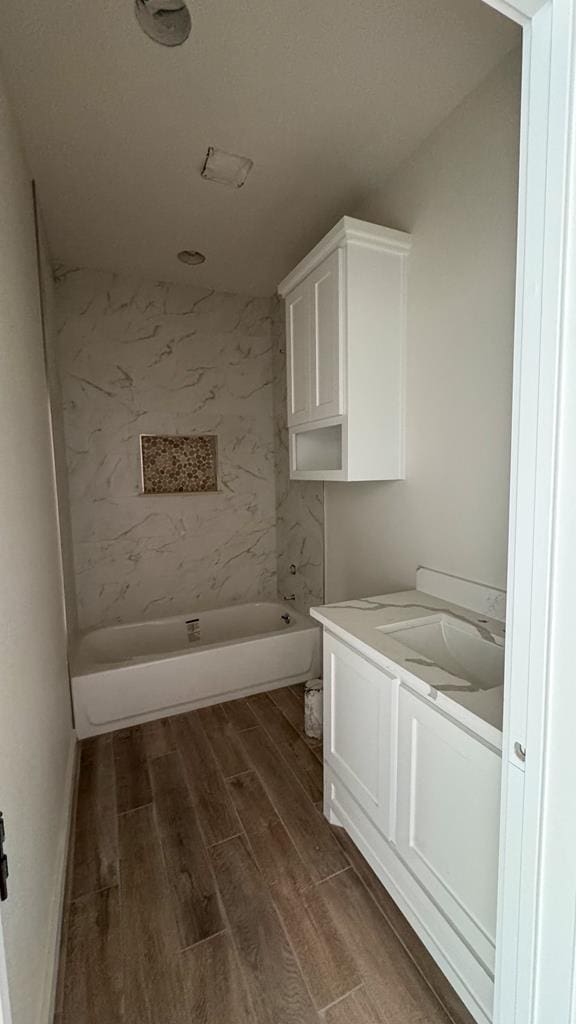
[55,267,277,630]
[0,68,75,1024]
[325,51,521,603]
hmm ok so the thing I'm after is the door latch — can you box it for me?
[0,812,8,901]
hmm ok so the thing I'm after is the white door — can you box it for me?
[309,249,344,421]
[396,685,501,974]
[324,633,398,839]
[285,281,311,426]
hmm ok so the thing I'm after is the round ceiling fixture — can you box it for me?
[134,0,192,47]
[177,249,206,266]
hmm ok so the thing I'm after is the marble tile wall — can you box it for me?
[272,298,324,615]
[55,267,277,630]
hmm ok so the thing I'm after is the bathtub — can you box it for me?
[71,601,321,738]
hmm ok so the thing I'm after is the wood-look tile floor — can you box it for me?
[54,685,475,1024]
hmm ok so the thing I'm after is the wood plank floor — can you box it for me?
[54,685,475,1024]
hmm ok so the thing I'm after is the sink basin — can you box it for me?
[376,614,504,690]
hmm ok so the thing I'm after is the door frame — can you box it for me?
[0,909,11,1024]
[479,0,576,1020]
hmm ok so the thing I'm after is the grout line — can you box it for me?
[188,707,345,1020]
[248,709,327,816]
[319,981,364,1015]
[69,883,119,905]
[223,768,253,782]
[117,801,153,817]
[308,865,351,890]
[171,717,243,848]
[205,831,245,849]
[201,810,260,1021]
[145,749,177,763]
[222,770,251,782]
[179,927,228,954]
[260,847,327,1015]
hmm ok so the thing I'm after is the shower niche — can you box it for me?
[140,434,219,494]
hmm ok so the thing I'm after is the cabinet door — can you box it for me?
[285,282,311,426]
[396,686,501,972]
[310,250,344,421]
[324,633,398,839]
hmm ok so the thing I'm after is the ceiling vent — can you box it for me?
[201,146,253,189]
[134,0,192,47]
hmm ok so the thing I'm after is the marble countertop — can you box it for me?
[310,590,505,747]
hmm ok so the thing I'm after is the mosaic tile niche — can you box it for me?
[141,434,218,494]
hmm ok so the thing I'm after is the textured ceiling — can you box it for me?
[0,0,519,295]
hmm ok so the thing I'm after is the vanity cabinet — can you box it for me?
[322,630,500,1024]
[396,686,501,973]
[278,216,411,481]
[324,631,398,839]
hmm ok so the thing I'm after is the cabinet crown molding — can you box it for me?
[277,216,411,297]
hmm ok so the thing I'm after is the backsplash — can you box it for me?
[55,267,277,630]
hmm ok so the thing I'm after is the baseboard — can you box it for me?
[37,736,78,1024]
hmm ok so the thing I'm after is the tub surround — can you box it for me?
[56,267,277,630]
[311,589,504,742]
[55,272,324,631]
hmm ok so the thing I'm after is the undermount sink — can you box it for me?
[376,614,505,690]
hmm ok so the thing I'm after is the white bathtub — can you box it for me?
[71,601,321,738]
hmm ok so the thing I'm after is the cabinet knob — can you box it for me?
[514,741,526,763]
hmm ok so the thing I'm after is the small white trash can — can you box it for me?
[304,678,323,739]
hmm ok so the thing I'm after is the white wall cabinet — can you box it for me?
[322,630,500,1024]
[278,216,411,481]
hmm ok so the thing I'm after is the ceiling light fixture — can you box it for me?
[134,0,192,47]
[177,250,206,266]
[201,146,254,189]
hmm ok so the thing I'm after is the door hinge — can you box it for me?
[0,812,8,901]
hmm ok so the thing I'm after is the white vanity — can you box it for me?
[311,572,505,1024]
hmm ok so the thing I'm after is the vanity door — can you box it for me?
[324,632,398,840]
[396,685,501,972]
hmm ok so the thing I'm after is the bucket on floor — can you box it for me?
[304,678,323,739]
